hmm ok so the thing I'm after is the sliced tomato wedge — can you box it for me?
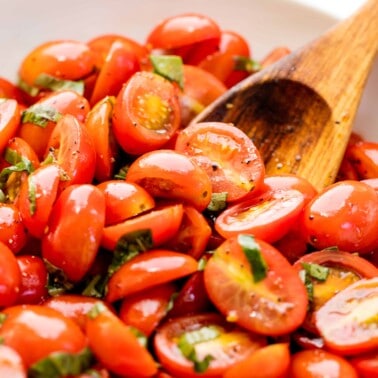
[0,99,21,155]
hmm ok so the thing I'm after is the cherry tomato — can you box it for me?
[119,282,177,336]
[105,249,198,303]
[16,255,48,304]
[101,203,184,251]
[0,99,21,155]
[347,141,378,179]
[0,242,22,307]
[0,304,87,368]
[350,350,378,378]
[153,312,267,378]
[42,184,105,282]
[126,149,212,211]
[315,277,378,355]
[302,180,378,253]
[175,122,265,202]
[362,177,378,193]
[0,77,28,104]
[112,71,181,155]
[0,344,27,378]
[18,40,95,87]
[204,236,308,335]
[97,179,155,226]
[85,302,158,377]
[260,46,291,68]
[289,349,358,378]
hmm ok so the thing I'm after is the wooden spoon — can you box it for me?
[191,0,378,190]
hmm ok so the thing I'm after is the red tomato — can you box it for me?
[0,304,87,368]
[315,277,378,355]
[3,137,40,172]
[347,141,378,179]
[18,163,61,239]
[126,150,212,211]
[302,180,378,253]
[85,302,158,377]
[18,40,95,87]
[0,77,28,104]
[0,345,27,378]
[0,99,21,155]
[175,122,265,202]
[105,249,198,303]
[0,242,22,307]
[112,71,181,155]
[350,350,378,378]
[97,179,155,226]
[42,184,105,282]
[223,342,290,378]
[18,90,90,159]
[119,282,177,336]
[362,178,378,193]
[289,349,358,378]
[45,114,96,190]
[153,312,267,378]
[260,46,291,68]
[215,188,305,243]
[204,236,308,336]
[101,203,184,251]
[16,255,48,304]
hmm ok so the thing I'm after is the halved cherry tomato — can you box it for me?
[0,99,21,155]
[105,249,198,303]
[97,179,155,226]
[0,345,27,378]
[119,282,177,336]
[289,349,358,378]
[0,304,87,368]
[42,184,105,282]
[3,137,40,172]
[204,236,308,335]
[112,71,181,155]
[45,114,96,190]
[101,203,184,251]
[215,188,305,243]
[153,312,267,378]
[85,302,158,377]
[126,150,212,211]
[302,180,378,253]
[315,277,378,355]
[0,242,22,307]
[175,121,265,202]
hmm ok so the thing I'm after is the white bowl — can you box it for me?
[1,0,376,141]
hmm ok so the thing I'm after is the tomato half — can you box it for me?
[153,312,266,378]
[175,122,265,202]
[204,236,308,335]
[0,345,27,378]
[0,99,21,155]
[112,71,181,155]
[347,141,378,179]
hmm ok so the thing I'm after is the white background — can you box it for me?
[295,0,366,18]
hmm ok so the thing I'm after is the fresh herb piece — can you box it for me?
[0,190,5,203]
[197,257,207,271]
[207,192,228,212]
[18,78,40,97]
[87,301,107,319]
[34,73,85,95]
[238,234,268,283]
[299,269,314,303]
[177,326,219,373]
[0,155,34,189]
[44,259,75,296]
[129,326,148,347]
[28,347,93,378]
[28,175,37,215]
[166,292,178,312]
[301,262,330,281]
[81,274,107,298]
[150,55,184,89]
[114,164,129,180]
[234,55,262,73]
[21,104,62,127]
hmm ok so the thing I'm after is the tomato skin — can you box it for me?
[105,249,198,302]
[350,351,378,378]
[18,163,61,239]
[0,77,28,104]
[42,184,106,282]
[16,255,48,305]
[347,141,378,179]
[289,349,358,378]
[0,99,21,155]
[204,236,308,336]
[126,150,212,211]
[18,40,95,87]
[3,137,40,172]
[260,46,291,68]
[315,277,378,355]
[0,344,27,378]
[85,303,158,377]
[0,304,87,368]
[302,180,378,253]
[101,203,184,251]
[112,71,181,155]
[97,179,155,226]
[0,242,22,308]
[154,312,267,378]
[175,122,265,202]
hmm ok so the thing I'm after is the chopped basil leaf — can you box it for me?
[28,347,93,378]
[238,234,268,283]
[18,77,40,97]
[28,175,37,215]
[114,164,129,180]
[299,269,314,303]
[166,292,178,312]
[44,259,75,296]
[198,257,207,271]
[301,262,329,281]
[177,326,219,373]
[150,55,184,89]
[0,155,34,189]
[234,56,262,73]
[87,301,107,319]
[34,73,85,95]
[207,192,228,212]
[4,147,23,165]
[81,274,107,298]
[324,246,339,251]
[0,190,5,203]
[22,104,62,127]
[129,326,148,347]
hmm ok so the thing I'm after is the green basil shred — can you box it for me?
[21,104,62,127]
[150,55,184,89]
[34,73,85,95]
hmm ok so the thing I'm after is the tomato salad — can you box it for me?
[0,12,378,378]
